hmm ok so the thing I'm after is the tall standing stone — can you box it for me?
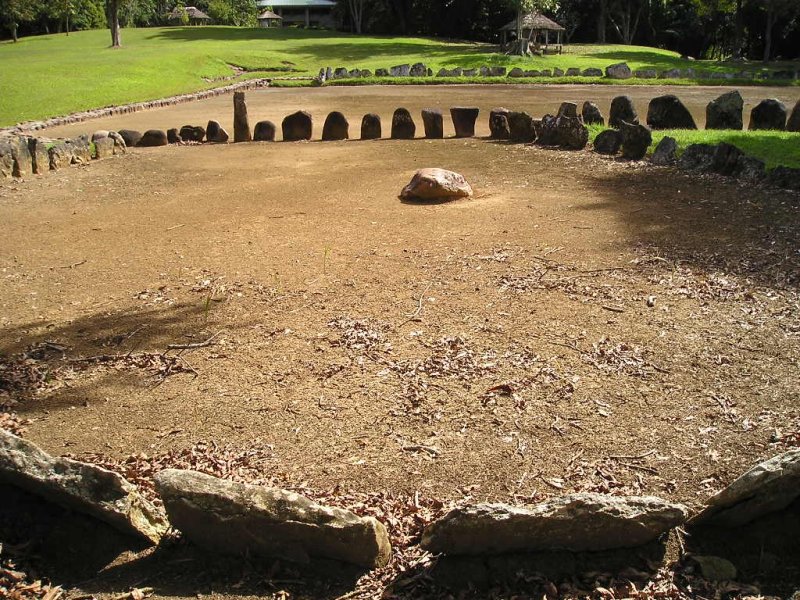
[282,111,313,141]
[507,111,536,143]
[788,100,800,132]
[233,91,251,142]
[360,113,382,140]
[749,99,787,130]
[646,95,697,130]
[706,90,744,130]
[450,107,480,138]
[391,108,416,139]
[582,101,605,125]
[421,108,444,139]
[620,121,652,160]
[609,95,638,129]
[321,111,349,140]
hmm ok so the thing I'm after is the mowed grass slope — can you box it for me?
[1,26,796,126]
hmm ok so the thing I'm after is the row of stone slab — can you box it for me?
[576,92,800,131]
[2,429,798,571]
[317,61,798,82]
[0,130,127,178]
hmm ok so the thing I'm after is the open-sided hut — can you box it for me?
[168,6,212,25]
[501,12,565,55]
[258,9,283,27]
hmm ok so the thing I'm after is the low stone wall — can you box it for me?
[1,428,798,587]
[317,61,800,83]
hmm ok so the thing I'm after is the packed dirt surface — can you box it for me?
[2,85,800,599]
[42,83,800,140]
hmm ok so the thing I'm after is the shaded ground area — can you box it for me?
[1,114,799,598]
[42,84,800,140]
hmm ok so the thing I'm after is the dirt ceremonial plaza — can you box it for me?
[1,84,799,600]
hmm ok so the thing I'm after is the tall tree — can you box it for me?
[0,0,40,41]
[106,0,121,46]
[608,0,643,44]
[760,0,799,61]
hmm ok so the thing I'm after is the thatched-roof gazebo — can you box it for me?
[168,6,212,25]
[258,9,283,27]
[501,12,565,55]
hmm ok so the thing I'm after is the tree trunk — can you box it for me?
[597,0,607,43]
[108,0,122,47]
[12,23,18,42]
[733,0,743,57]
[762,2,775,62]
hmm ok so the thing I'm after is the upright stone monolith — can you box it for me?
[233,91,251,142]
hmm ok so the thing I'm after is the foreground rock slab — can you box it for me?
[421,493,688,555]
[154,469,391,568]
[400,168,473,201]
[692,449,800,527]
[0,430,167,544]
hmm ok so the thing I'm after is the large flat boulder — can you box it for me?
[605,62,632,79]
[691,449,800,527]
[154,469,391,568]
[400,168,473,201]
[422,494,688,555]
[0,430,167,544]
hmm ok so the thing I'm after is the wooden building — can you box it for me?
[255,0,337,28]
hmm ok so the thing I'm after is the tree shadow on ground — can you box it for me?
[580,163,800,292]
[0,300,255,415]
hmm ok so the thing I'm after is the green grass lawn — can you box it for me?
[588,125,800,169]
[1,26,799,126]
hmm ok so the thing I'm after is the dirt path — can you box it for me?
[1,89,799,598]
[42,84,800,140]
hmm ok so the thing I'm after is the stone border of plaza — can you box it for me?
[1,78,271,136]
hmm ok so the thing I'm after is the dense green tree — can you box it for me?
[0,0,41,41]
[207,0,257,26]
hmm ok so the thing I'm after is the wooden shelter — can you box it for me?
[168,6,212,25]
[501,12,565,54]
[258,9,283,27]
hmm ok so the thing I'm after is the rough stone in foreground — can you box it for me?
[206,120,229,143]
[282,111,313,141]
[451,107,480,138]
[788,100,800,132]
[321,111,349,141]
[400,168,473,201]
[646,95,697,130]
[593,129,622,155]
[421,108,444,139]
[678,143,716,171]
[391,108,416,139]
[768,165,800,190]
[651,136,677,165]
[706,90,744,130]
[421,494,688,555]
[0,430,167,543]
[609,95,638,129]
[154,469,391,568]
[253,120,276,142]
[138,130,168,147]
[360,113,381,140]
[489,108,510,139]
[0,139,16,178]
[582,101,604,126]
[692,449,800,527]
[605,62,632,79]
[48,141,72,170]
[28,137,50,174]
[93,137,115,159]
[118,129,142,148]
[67,136,92,164]
[556,102,578,119]
[620,121,652,160]
[749,98,787,130]
[108,131,126,154]
[233,91,251,142]
[6,135,33,177]
[507,111,536,143]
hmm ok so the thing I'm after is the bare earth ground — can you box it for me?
[1,85,800,599]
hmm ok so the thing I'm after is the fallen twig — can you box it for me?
[166,331,221,350]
